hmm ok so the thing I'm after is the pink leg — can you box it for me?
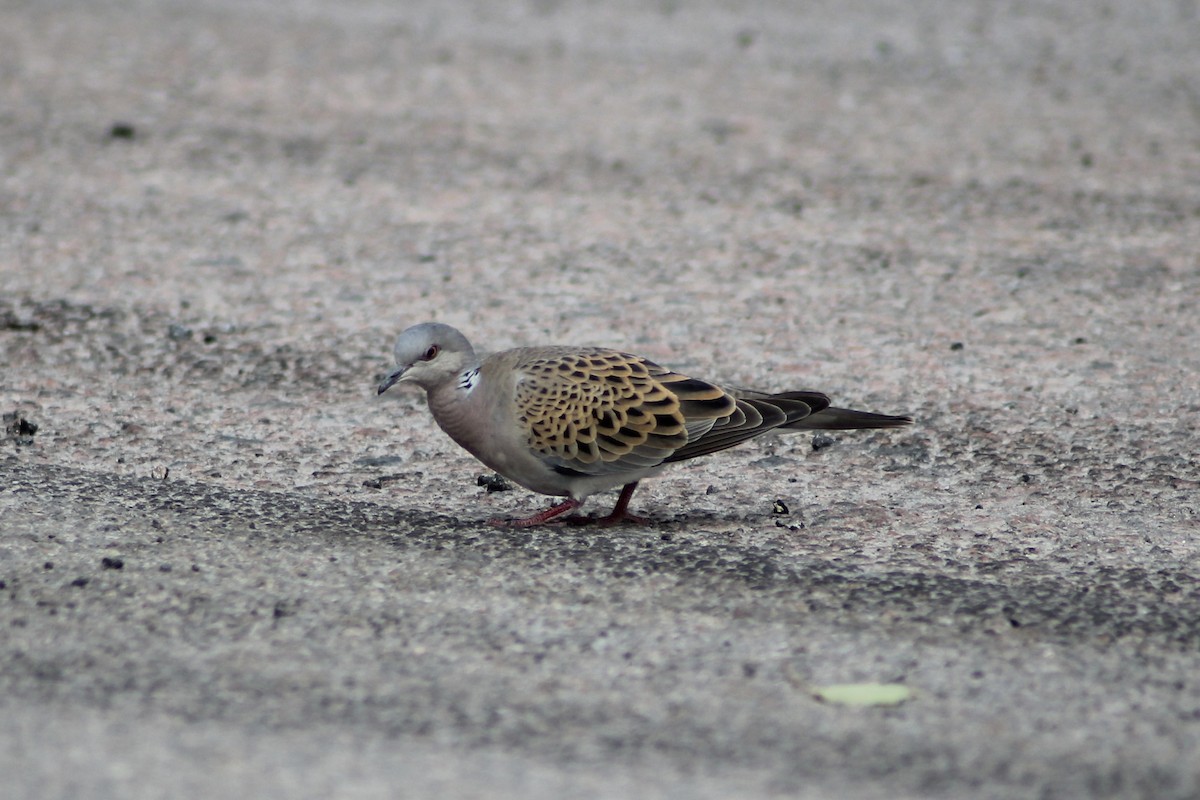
[566,482,650,527]
[491,497,582,528]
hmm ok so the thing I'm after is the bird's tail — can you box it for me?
[783,406,913,430]
[727,389,913,430]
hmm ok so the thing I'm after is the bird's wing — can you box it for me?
[509,349,836,475]
[510,348,739,476]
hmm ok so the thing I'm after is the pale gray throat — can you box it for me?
[458,367,480,394]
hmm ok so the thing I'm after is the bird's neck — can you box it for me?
[427,366,483,423]
[427,367,490,457]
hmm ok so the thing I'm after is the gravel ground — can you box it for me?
[2,0,1199,797]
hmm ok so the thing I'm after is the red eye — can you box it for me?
[421,345,439,361]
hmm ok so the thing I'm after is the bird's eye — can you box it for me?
[420,345,439,362]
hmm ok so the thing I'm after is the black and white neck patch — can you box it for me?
[458,367,480,394]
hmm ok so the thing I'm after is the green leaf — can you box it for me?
[812,683,912,707]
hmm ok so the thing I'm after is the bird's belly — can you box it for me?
[477,445,653,499]
[430,386,661,500]
[464,435,659,500]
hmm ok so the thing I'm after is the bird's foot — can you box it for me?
[489,482,649,528]
[560,481,648,526]
[489,498,582,528]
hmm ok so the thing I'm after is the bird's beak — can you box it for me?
[377,365,408,395]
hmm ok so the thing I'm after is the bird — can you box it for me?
[376,322,912,527]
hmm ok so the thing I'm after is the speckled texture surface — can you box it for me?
[2,1,1199,797]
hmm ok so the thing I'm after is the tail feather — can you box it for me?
[783,405,913,431]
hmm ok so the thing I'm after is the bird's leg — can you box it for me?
[566,482,650,527]
[491,498,583,528]
[599,481,650,525]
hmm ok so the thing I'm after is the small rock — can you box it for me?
[3,411,38,445]
[109,122,137,140]
[477,473,513,492]
[811,434,836,451]
[167,323,193,341]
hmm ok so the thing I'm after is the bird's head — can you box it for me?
[377,322,477,395]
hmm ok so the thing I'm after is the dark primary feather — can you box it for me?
[664,394,811,463]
